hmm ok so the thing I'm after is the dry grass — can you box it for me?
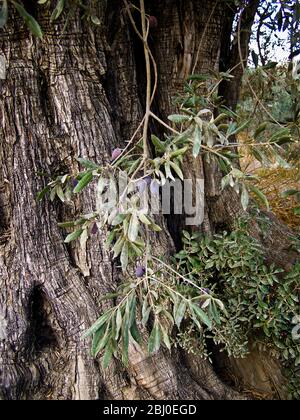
[254,167,299,229]
[239,133,299,229]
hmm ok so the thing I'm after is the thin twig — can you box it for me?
[150,111,181,135]
[152,256,209,295]
[123,0,158,106]
[140,0,151,165]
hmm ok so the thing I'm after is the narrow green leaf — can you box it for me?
[115,307,123,340]
[228,120,250,137]
[210,301,221,325]
[128,295,137,327]
[105,230,116,249]
[218,156,230,174]
[120,242,129,273]
[56,185,65,202]
[281,189,299,198]
[169,161,184,180]
[205,260,215,270]
[91,15,101,25]
[12,1,43,38]
[251,147,270,166]
[64,228,83,243]
[82,311,112,339]
[162,309,175,326]
[170,146,189,159]
[174,300,187,329]
[113,235,125,258]
[165,161,175,181]
[249,184,269,210]
[189,306,202,330]
[0,0,8,28]
[214,298,225,312]
[102,343,113,369]
[98,292,121,303]
[57,220,76,228]
[148,322,161,355]
[128,158,142,175]
[150,223,162,232]
[151,135,166,153]
[128,214,139,242]
[142,307,151,326]
[77,157,100,170]
[269,128,290,143]
[74,171,93,194]
[50,0,65,22]
[254,122,268,138]
[142,298,149,319]
[91,324,106,357]
[274,153,290,169]
[192,125,202,158]
[111,213,126,226]
[168,114,190,124]
[161,326,171,350]
[221,174,231,190]
[130,320,141,343]
[122,316,129,366]
[138,213,151,225]
[190,303,212,329]
[74,171,93,193]
[213,113,228,126]
[241,184,249,211]
[37,185,50,201]
[98,177,106,194]
[49,186,57,202]
[129,241,144,257]
[91,323,111,357]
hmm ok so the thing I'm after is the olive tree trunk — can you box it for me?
[0,0,296,400]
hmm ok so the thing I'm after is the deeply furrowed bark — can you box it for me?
[0,0,294,400]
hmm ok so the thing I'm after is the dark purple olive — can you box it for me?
[91,223,98,235]
[111,148,123,161]
[149,16,158,28]
[72,178,78,188]
[137,176,152,194]
[135,265,146,278]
